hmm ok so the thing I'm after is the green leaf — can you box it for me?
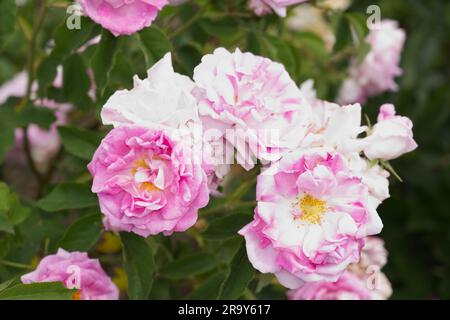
[217,239,255,300]
[58,213,103,251]
[52,17,99,59]
[91,30,120,97]
[38,18,99,96]
[0,0,17,50]
[203,213,252,240]
[0,213,14,234]
[62,54,91,109]
[16,104,57,130]
[137,26,172,68]
[0,102,17,163]
[0,282,74,300]
[37,183,98,212]
[0,182,11,212]
[58,126,104,160]
[0,277,20,293]
[198,18,242,42]
[120,232,155,300]
[159,253,217,280]
[186,273,225,300]
[176,45,202,77]
[346,13,369,45]
[7,194,31,225]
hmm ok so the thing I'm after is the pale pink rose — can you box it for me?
[193,48,311,171]
[298,81,367,154]
[289,237,392,300]
[338,20,406,104]
[346,152,390,205]
[21,249,119,300]
[239,150,383,288]
[249,0,308,17]
[359,236,388,269]
[88,126,209,237]
[287,269,391,300]
[299,80,392,207]
[363,104,417,160]
[78,0,169,36]
[101,53,198,133]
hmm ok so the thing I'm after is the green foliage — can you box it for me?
[58,126,105,160]
[218,240,255,300]
[0,282,75,300]
[121,232,156,300]
[58,213,103,252]
[37,183,98,212]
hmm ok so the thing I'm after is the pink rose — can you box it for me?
[21,249,119,300]
[239,150,383,288]
[359,236,388,269]
[287,269,391,300]
[78,0,169,36]
[338,20,406,104]
[88,126,209,237]
[363,104,417,160]
[249,0,308,17]
[193,48,311,170]
[289,237,392,300]
[100,53,223,194]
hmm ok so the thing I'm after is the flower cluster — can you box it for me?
[85,47,416,295]
[239,79,416,289]
[287,237,392,300]
[338,20,406,104]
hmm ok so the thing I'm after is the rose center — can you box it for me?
[297,194,328,225]
[131,158,160,192]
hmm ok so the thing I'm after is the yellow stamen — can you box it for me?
[140,181,159,192]
[297,194,327,225]
[131,158,148,174]
[131,158,161,192]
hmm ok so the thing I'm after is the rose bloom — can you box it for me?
[21,249,119,300]
[193,48,311,170]
[358,237,388,269]
[288,237,392,300]
[299,80,391,206]
[363,104,417,161]
[101,53,222,193]
[338,20,406,104]
[298,80,367,155]
[239,150,383,289]
[88,126,209,237]
[249,0,308,17]
[78,0,169,36]
[287,269,392,300]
